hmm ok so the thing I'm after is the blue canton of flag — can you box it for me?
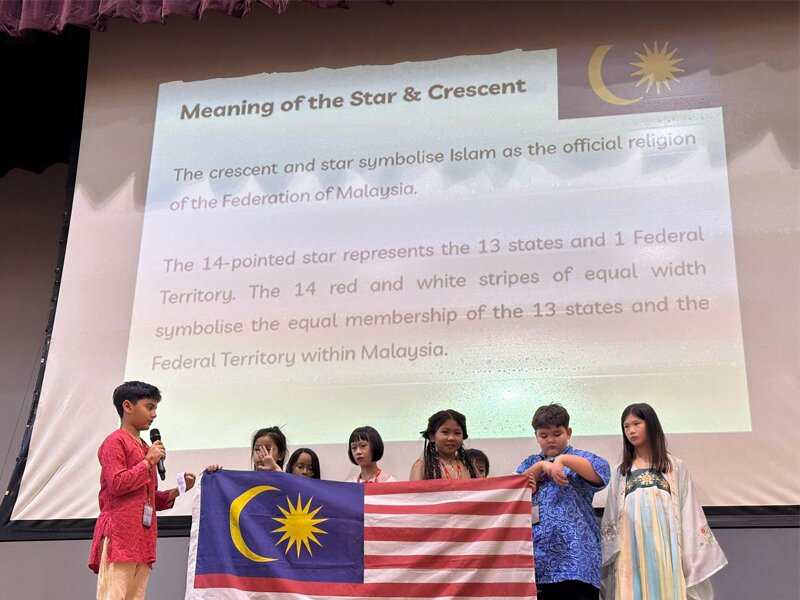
[194,470,364,586]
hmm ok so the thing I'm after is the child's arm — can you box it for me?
[101,439,164,496]
[552,454,604,485]
[519,460,547,491]
[155,472,198,510]
[155,488,179,510]
[520,461,547,480]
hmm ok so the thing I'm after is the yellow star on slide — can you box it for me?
[630,41,685,94]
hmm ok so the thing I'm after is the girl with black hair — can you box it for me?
[409,409,477,480]
[347,426,396,483]
[600,403,727,599]
[465,448,490,478]
[286,447,321,479]
[251,426,287,472]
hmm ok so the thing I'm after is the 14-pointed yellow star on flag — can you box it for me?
[272,495,329,557]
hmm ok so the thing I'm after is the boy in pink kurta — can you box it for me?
[89,381,196,600]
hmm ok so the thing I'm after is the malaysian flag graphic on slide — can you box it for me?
[185,471,536,600]
[557,38,720,119]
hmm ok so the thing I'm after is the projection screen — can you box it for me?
[3,4,798,532]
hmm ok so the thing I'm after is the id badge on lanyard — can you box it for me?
[531,499,540,525]
[142,451,153,528]
[143,471,153,527]
[142,503,153,527]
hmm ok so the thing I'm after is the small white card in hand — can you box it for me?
[177,472,187,496]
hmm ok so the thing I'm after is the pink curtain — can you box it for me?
[0,0,351,37]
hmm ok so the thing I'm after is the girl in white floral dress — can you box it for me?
[600,404,727,600]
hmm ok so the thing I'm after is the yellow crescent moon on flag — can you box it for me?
[588,45,643,106]
[229,485,280,562]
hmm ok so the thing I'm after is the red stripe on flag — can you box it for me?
[364,474,530,495]
[194,573,537,597]
[364,500,531,515]
[364,553,535,570]
[365,526,533,543]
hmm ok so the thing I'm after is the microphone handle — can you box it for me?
[156,458,166,481]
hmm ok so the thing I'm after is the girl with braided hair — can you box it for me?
[409,409,478,480]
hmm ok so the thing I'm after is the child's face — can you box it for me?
[252,435,284,468]
[292,452,316,478]
[535,425,572,458]
[350,439,373,466]
[623,414,647,448]
[124,397,158,431]
[431,418,464,458]
[474,460,488,478]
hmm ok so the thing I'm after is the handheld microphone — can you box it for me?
[149,428,166,481]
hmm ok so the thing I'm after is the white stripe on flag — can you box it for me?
[365,487,528,505]
[364,539,534,556]
[364,567,536,585]
[365,511,531,530]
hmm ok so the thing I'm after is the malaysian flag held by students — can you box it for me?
[185,470,536,599]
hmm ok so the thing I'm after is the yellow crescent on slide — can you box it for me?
[588,45,643,106]
[229,485,280,562]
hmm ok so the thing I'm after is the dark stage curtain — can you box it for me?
[0,0,379,175]
[0,0,351,37]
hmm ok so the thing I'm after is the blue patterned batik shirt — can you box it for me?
[516,445,610,588]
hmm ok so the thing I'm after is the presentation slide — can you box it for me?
[125,50,748,450]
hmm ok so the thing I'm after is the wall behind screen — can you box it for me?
[0,165,68,496]
[10,0,799,523]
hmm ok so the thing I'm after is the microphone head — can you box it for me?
[149,428,162,443]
